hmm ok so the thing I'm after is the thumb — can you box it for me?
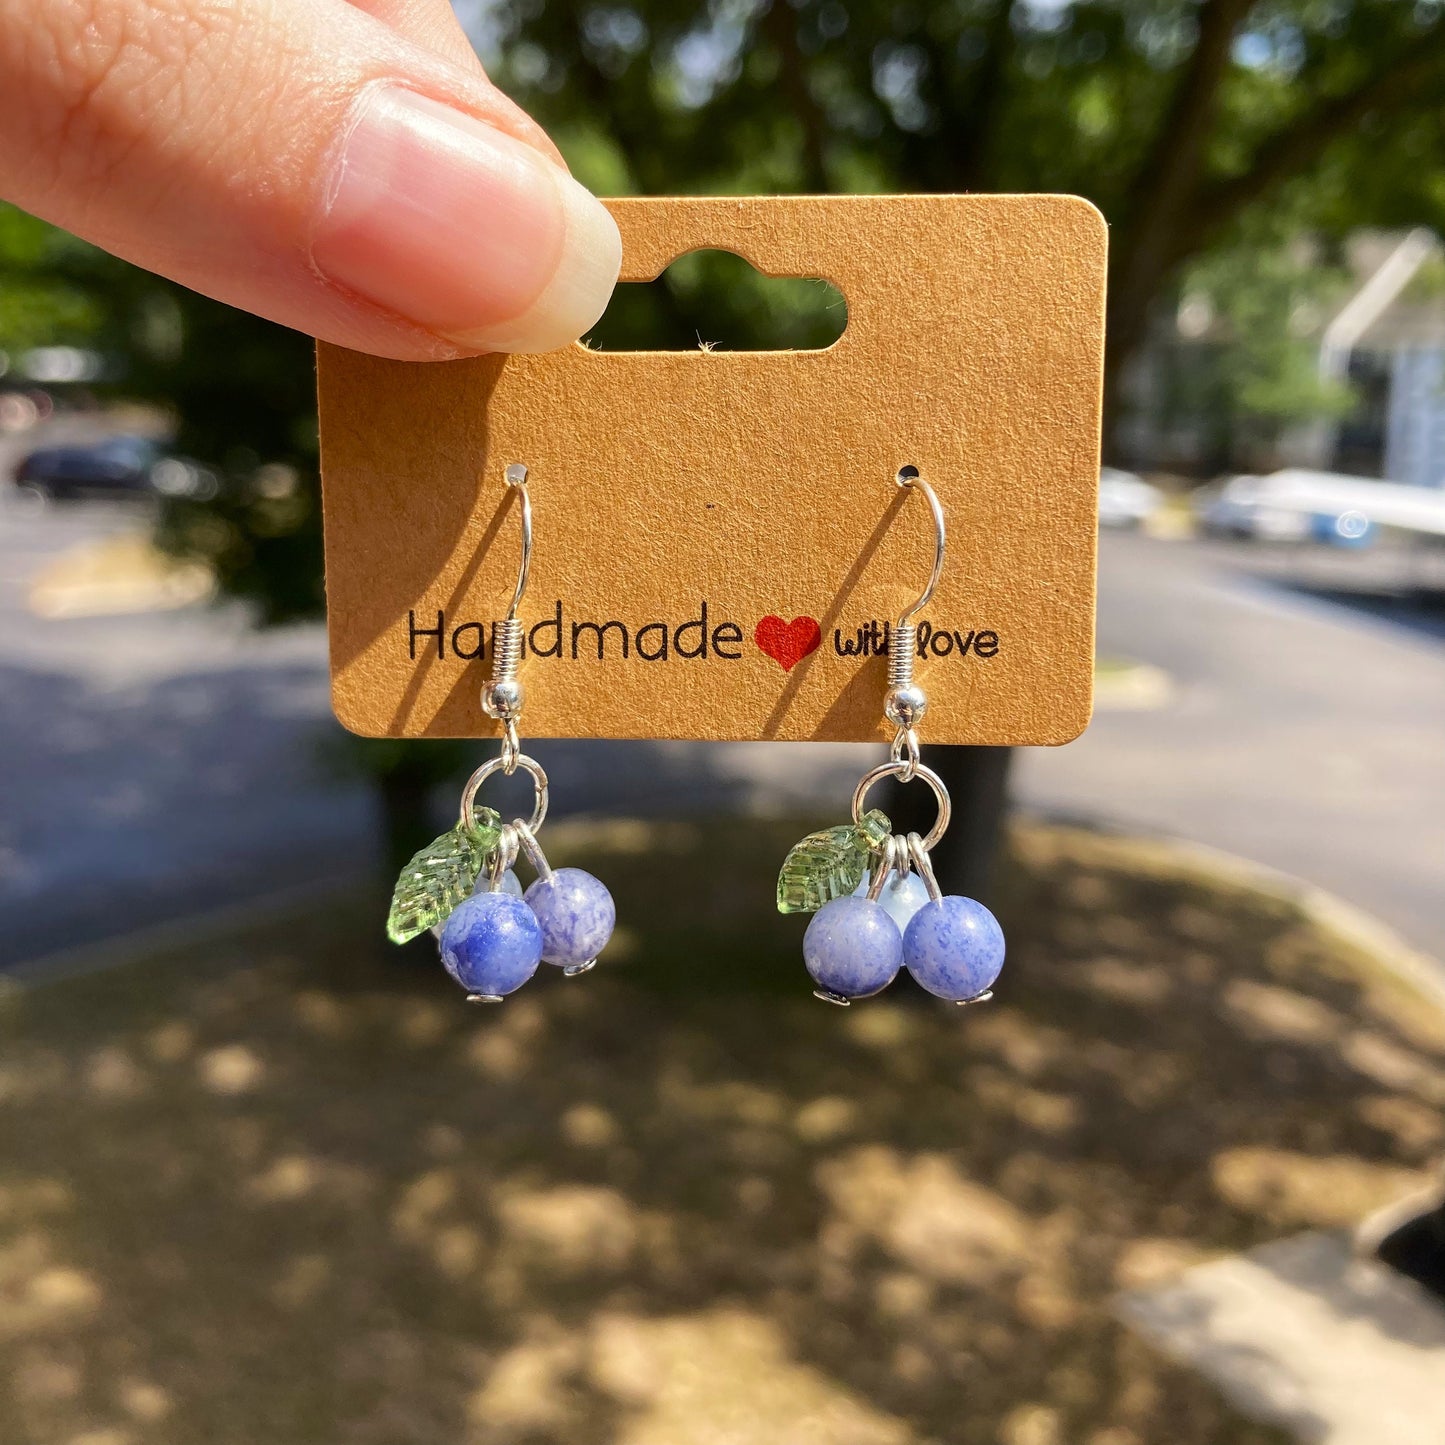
[0,0,622,360]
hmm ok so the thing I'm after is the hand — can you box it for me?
[0,0,622,359]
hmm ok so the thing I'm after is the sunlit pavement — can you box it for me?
[1120,1230,1445,1445]
[2,490,1442,969]
[2,818,1438,1445]
[1017,529,1445,964]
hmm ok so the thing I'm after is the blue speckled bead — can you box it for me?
[438,891,543,997]
[902,895,1005,1002]
[472,868,524,899]
[524,868,615,969]
[852,870,930,933]
[433,870,524,938]
[803,895,903,1000]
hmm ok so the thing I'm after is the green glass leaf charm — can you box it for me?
[776,808,890,915]
[386,809,503,944]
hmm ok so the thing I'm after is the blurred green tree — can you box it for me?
[494,0,1445,398]
[1155,224,1354,471]
[0,208,104,355]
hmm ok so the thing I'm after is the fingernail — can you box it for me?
[314,88,621,353]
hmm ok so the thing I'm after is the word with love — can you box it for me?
[834,619,999,660]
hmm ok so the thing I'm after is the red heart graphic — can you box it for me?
[755,615,822,672]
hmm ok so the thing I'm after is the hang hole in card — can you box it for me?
[583,247,848,353]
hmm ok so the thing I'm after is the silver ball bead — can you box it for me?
[884,683,928,728]
[481,677,525,720]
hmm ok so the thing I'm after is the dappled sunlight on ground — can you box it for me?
[1,819,1441,1444]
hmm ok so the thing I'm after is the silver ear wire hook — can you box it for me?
[482,463,532,769]
[894,465,946,628]
[502,462,532,619]
[883,466,945,772]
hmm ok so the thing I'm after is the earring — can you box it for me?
[776,466,1005,1006]
[385,464,616,1002]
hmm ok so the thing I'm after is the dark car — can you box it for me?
[12,435,220,504]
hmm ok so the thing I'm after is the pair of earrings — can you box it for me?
[385,464,1004,1009]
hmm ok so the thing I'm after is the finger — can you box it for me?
[342,0,567,167]
[343,0,485,75]
[0,0,619,360]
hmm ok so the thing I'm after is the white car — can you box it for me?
[1192,470,1445,545]
[1098,467,1164,529]
[1197,475,1314,541]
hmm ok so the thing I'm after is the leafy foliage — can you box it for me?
[0,208,106,354]
[489,0,1445,374]
[6,2,1445,646]
[1152,219,1356,468]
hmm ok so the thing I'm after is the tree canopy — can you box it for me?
[484,0,1445,375]
[5,0,1445,615]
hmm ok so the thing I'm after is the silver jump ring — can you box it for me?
[510,817,554,882]
[889,727,921,779]
[866,833,916,901]
[905,831,944,902]
[851,759,952,852]
[459,752,549,835]
[488,825,520,889]
[500,720,522,775]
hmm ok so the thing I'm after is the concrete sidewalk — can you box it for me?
[1120,1230,1445,1445]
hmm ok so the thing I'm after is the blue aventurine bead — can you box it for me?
[803,895,903,1000]
[434,869,524,938]
[524,868,615,969]
[852,869,930,932]
[902,895,1005,1002]
[438,891,543,997]
[472,868,524,898]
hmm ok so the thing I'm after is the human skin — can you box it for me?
[0,0,622,359]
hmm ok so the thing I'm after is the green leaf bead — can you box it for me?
[776,808,890,915]
[385,809,503,944]
[856,808,891,851]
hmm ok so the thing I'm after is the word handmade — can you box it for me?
[408,603,745,664]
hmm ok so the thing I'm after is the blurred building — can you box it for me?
[1119,229,1445,484]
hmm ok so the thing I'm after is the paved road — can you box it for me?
[2,474,1441,965]
[0,495,372,964]
[1016,530,1445,961]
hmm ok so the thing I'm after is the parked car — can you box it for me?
[1191,469,1435,546]
[11,435,220,505]
[1098,467,1165,529]
[1196,474,1313,541]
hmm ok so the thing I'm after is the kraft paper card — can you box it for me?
[317,193,1107,744]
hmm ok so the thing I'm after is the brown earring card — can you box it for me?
[316,193,1106,745]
